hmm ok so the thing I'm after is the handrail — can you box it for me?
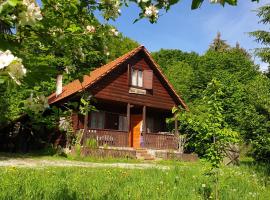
[88,128,128,133]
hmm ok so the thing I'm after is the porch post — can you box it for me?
[127,103,130,145]
[174,113,178,135]
[82,111,89,144]
[143,105,147,133]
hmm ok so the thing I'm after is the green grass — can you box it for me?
[0,161,269,200]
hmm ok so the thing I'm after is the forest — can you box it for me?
[0,0,269,165]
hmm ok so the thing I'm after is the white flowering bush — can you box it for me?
[24,94,49,114]
[85,25,96,34]
[100,0,122,20]
[0,0,42,30]
[0,50,27,85]
[18,0,43,26]
[144,5,159,21]
[110,28,119,36]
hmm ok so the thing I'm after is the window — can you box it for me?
[131,68,143,87]
[118,115,128,131]
[105,113,119,130]
[90,111,104,129]
[146,117,154,133]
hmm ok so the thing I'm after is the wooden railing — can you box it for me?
[143,132,178,150]
[83,129,178,150]
[85,129,129,147]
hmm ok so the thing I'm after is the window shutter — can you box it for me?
[143,70,153,89]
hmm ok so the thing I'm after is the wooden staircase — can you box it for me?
[136,149,155,160]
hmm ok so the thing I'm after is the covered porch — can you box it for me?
[76,99,180,150]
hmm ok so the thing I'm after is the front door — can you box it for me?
[130,115,142,148]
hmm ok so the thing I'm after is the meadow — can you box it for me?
[0,161,269,200]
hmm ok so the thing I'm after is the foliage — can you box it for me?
[85,138,98,149]
[250,4,270,74]
[0,82,26,127]
[79,94,97,116]
[0,0,138,137]
[209,32,230,52]
[156,33,270,163]
[174,79,239,168]
[166,61,195,101]
[152,49,199,72]
[75,143,81,157]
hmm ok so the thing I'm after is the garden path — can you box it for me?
[0,157,169,170]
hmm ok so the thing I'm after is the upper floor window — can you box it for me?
[131,68,143,87]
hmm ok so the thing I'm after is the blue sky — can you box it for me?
[103,0,269,71]
[37,0,269,70]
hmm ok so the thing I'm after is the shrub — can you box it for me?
[85,138,98,149]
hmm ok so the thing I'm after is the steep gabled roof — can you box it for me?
[48,46,188,110]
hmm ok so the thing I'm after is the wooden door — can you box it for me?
[130,115,142,148]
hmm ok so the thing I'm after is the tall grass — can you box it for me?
[0,162,269,200]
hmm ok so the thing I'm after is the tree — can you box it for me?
[165,61,195,101]
[209,32,230,52]
[157,34,269,162]
[250,4,270,74]
[0,0,138,128]
[152,49,199,72]
[173,78,239,200]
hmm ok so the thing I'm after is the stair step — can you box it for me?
[136,150,148,153]
[144,157,155,160]
[136,149,155,161]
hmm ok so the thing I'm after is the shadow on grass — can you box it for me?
[240,160,270,187]
[0,148,59,161]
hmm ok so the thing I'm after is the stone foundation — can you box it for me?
[154,150,198,162]
[71,146,198,162]
[73,146,137,159]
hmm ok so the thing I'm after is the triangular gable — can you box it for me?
[48,46,188,110]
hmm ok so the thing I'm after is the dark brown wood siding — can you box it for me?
[89,52,177,110]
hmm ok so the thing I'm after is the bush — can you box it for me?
[84,138,98,149]
[75,144,81,157]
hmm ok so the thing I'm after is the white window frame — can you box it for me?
[131,67,143,87]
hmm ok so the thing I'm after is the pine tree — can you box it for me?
[234,42,251,59]
[250,4,270,74]
[209,32,230,52]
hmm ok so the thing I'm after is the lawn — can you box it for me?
[0,161,269,200]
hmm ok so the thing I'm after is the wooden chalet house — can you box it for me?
[48,46,188,150]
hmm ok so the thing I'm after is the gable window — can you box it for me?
[131,68,143,87]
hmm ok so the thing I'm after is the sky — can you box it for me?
[36,0,269,71]
[103,0,269,71]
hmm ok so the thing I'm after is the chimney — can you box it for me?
[56,74,63,97]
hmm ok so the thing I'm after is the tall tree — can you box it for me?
[250,4,270,74]
[209,32,230,52]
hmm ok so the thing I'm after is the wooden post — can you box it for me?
[142,105,146,148]
[127,103,130,146]
[81,111,88,144]
[143,106,146,133]
[174,113,178,135]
